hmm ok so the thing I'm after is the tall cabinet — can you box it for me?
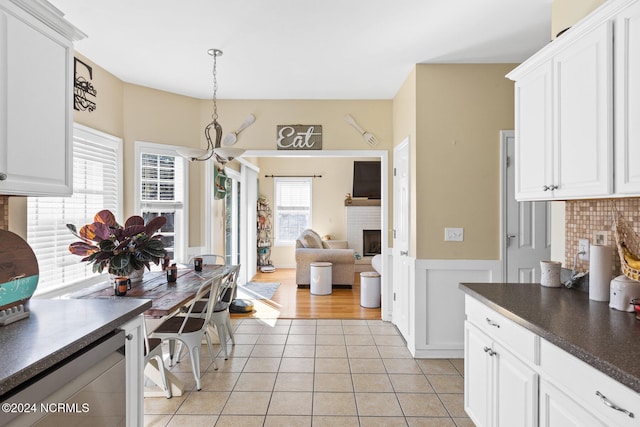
[0,0,85,196]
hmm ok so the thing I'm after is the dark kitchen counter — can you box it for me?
[460,282,640,393]
[0,298,151,398]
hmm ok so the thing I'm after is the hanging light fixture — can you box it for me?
[177,49,245,164]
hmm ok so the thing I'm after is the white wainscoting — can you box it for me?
[407,259,503,359]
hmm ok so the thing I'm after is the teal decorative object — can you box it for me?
[0,230,39,324]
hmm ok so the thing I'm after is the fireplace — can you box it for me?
[363,229,381,256]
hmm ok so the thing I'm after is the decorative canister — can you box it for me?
[540,261,562,287]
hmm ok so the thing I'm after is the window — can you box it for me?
[274,178,312,245]
[27,124,122,295]
[136,142,187,262]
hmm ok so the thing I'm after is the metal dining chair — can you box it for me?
[150,275,222,390]
[181,264,240,360]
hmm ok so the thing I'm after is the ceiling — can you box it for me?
[48,0,552,100]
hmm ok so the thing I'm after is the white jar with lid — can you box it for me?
[609,275,640,311]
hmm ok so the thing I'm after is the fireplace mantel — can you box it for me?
[345,199,381,206]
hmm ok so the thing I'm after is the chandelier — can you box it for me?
[177,49,245,164]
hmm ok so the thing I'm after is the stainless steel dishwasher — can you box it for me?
[1,330,127,427]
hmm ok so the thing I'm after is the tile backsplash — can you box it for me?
[0,195,7,231]
[565,198,640,275]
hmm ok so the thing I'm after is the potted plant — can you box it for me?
[67,209,167,279]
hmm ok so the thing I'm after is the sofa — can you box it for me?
[295,229,355,288]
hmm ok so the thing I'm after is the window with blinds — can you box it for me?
[274,177,312,245]
[27,125,122,295]
[138,149,185,262]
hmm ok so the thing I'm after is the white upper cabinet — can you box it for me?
[514,60,553,200]
[553,21,613,199]
[508,0,638,201]
[615,0,640,194]
[0,0,84,196]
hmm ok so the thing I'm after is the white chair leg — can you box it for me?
[167,339,177,366]
[188,341,202,390]
[204,331,218,371]
[225,316,235,344]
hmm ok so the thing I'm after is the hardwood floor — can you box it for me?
[231,268,381,320]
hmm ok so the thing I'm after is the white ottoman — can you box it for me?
[310,262,332,295]
[360,271,381,308]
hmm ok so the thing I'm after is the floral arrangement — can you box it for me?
[67,210,167,276]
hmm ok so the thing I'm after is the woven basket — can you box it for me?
[613,212,640,281]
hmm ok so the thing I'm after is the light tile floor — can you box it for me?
[144,318,474,427]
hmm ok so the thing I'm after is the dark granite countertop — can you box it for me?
[460,282,640,393]
[0,298,151,398]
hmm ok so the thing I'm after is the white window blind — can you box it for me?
[136,145,186,262]
[27,125,122,295]
[274,178,312,245]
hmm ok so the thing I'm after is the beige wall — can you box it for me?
[392,67,417,255]
[397,64,516,260]
[256,156,377,267]
[551,0,605,38]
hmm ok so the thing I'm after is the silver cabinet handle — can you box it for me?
[400,251,408,256]
[483,346,496,356]
[486,317,500,328]
[543,184,558,191]
[125,334,133,341]
[596,391,634,418]
[0,172,6,181]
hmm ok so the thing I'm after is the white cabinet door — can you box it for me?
[465,320,538,427]
[615,0,640,195]
[0,3,74,196]
[495,341,538,427]
[464,321,492,427]
[514,60,553,200]
[553,21,613,199]
[540,380,608,427]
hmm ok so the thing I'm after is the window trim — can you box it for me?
[273,177,312,247]
[134,141,189,263]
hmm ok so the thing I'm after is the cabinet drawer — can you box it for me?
[465,295,538,364]
[541,338,640,427]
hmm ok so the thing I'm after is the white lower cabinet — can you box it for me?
[464,321,538,427]
[540,379,608,427]
[122,315,144,427]
[465,296,640,427]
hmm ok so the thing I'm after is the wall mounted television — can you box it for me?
[352,161,381,199]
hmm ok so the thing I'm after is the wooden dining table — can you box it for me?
[66,264,237,397]
[69,264,236,318]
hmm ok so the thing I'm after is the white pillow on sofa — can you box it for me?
[299,229,323,248]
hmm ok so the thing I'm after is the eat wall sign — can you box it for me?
[277,125,322,150]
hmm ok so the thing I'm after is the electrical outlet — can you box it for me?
[593,231,608,246]
[445,227,464,242]
[578,239,589,261]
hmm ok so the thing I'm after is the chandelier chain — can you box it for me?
[212,50,218,122]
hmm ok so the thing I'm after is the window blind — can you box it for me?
[138,150,185,262]
[274,178,312,244]
[27,129,121,295]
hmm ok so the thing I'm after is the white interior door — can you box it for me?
[393,137,410,338]
[503,131,551,282]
